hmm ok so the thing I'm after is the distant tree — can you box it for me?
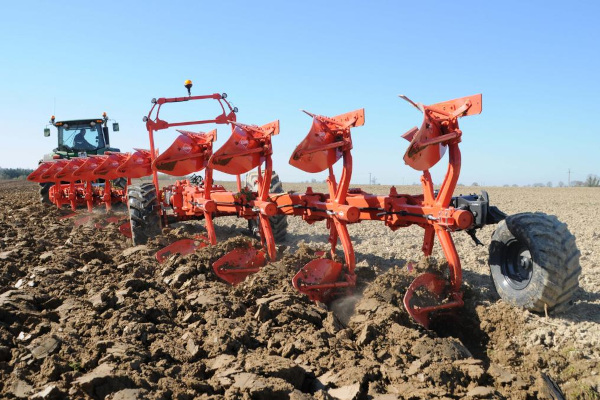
[558,181,565,187]
[311,178,317,183]
[472,182,479,187]
[572,180,585,187]
[533,182,544,187]
[546,181,553,188]
[512,184,519,187]
[585,174,600,187]
[0,167,34,180]
[503,184,509,187]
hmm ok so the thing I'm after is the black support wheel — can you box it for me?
[127,183,162,245]
[489,212,581,313]
[39,182,54,205]
[246,171,288,242]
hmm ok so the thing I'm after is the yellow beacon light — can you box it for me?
[184,79,193,96]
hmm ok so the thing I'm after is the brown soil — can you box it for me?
[0,180,598,399]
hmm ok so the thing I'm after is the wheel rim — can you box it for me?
[501,240,534,290]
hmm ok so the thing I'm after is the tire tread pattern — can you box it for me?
[127,183,162,245]
[488,212,581,313]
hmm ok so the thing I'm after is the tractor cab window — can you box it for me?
[61,125,105,151]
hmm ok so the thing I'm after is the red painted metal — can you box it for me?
[144,91,280,285]
[402,272,464,329]
[93,152,129,181]
[290,109,364,173]
[155,236,210,263]
[210,120,279,175]
[144,92,237,205]
[153,130,216,176]
[291,259,344,302]
[212,245,266,285]
[117,149,153,179]
[284,109,365,301]
[207,120,280,283]
[277,95,481,327]
[54,158,86,181]
[400,94,481,171]
[27,162,53,183]
[119,222,132,238]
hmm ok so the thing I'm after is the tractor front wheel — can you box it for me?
[39,182,54,205]
[127,183,162,245]
[489,212,581,313]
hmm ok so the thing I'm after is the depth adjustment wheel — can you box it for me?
[489,212,581,313]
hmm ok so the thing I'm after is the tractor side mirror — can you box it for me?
[44,128,51,137]
[112,123,120,132]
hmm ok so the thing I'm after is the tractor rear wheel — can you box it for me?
[39,182,54,205]
[489,212,581,313]
[127,183,162,245]
[246,171,288,242]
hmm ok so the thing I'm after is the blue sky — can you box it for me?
[0,1,598,186]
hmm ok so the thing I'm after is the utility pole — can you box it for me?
[568,168,571,187]
[369,172,372,185]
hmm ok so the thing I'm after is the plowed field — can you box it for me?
[0,180,598,399]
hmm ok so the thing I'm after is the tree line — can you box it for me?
[0,167,34,180]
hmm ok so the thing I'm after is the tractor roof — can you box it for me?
[54,118,105,126]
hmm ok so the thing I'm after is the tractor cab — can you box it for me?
[43,113,120,160]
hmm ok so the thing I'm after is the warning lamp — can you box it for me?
[50,115,55,124]
[184,79,193,96]
[103,112,107,119]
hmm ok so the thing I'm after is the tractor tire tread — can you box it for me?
[127,183,161,245]
[488,212,581,314]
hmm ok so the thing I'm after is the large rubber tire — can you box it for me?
[246,171,288,242]
[127,183,162,245]
[112,177,128,189]
[39,182,54,205]
[489,212,581,313]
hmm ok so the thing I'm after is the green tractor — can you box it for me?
[39,113,122,203]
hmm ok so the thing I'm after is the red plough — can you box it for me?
[130,81,278,284]
[27,149,152,233]
[271,95,481,326]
